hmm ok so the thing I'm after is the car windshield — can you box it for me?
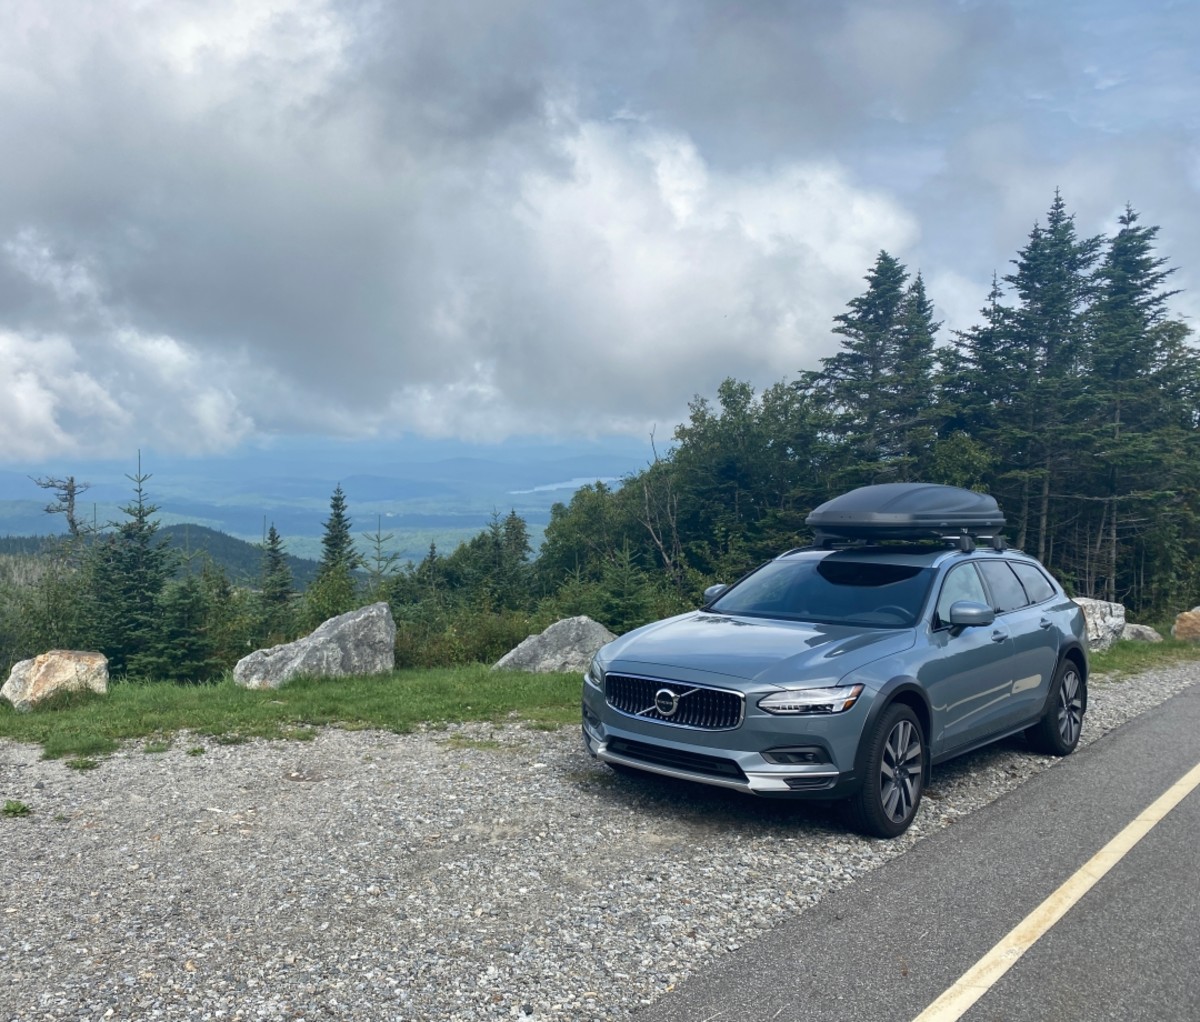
[708,556,933,627]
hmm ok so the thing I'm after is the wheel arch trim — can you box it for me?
[853,678,932,785]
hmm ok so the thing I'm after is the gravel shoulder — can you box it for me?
[2,662,1197,1022]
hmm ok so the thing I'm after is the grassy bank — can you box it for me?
[3,638,1199,764]
[1087,635,1200,678]
[0,666,582,761]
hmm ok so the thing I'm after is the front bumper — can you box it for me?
[582,687,864,799]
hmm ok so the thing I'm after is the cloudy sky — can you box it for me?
[2,0,1197,463]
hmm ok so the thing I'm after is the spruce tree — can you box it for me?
[132,573,221,683]
[362,516,401,602]
[802,251,937,485]
[82,460,175,676]
[303,485,361,627]
[1079,207,1197,601]
[259,524,294,640]
[999,191,1102,558]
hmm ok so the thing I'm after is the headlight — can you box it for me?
[586,654,607,690]
[758,684,863,715]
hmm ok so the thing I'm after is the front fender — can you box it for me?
[851,678,933,787]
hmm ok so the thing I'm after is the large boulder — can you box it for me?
[234,603,396,690]
[2,650,109,712]
[493,616,617,674]
[1171,607,1200,642]
[1121,622,1163,644]
[1072,598,1126,653]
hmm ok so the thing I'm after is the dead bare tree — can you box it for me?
[30,475,91,536]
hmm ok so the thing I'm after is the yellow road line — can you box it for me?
[913,759,1200,1022]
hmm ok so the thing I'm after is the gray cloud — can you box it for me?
[0,0,1196,460]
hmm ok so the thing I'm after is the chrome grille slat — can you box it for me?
[604,673,744,730]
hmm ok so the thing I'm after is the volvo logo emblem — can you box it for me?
[654,688,680,717]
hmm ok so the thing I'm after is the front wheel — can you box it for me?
[1026,659,1085,755]
[845,703,925,839]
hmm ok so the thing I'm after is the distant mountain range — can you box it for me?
[0,524,321,588]
[0,433,651,563]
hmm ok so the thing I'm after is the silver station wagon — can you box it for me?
[581,484,1088,837]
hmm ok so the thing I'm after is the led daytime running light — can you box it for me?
[759,684,863,715]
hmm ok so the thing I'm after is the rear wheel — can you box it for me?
[845,703,925,839]
[1026,659,1085,755]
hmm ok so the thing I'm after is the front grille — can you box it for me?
[607,737,747,781]
[605,673,744,730]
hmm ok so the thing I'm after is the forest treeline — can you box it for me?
[1,192,1197,680]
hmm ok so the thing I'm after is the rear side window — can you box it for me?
[978,560,1030,614]
[1011,562,1056,604]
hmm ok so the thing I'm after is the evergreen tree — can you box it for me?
[361,516,402,603]
[81,461,176,676]
[1077,207,1197,601]
[303,485,361,627]
[800,251,937,485]
[999,191,1102,558]
[443,510,534,611]
[132,573,222,683]
[259,523,294,639]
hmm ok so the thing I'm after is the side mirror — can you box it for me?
[948,600,995,629]
[703,583,728,605]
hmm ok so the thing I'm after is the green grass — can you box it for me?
[64,757,100,770]
[0,666,581,760]
[1088,635,1200,679]
[3,799,31,818]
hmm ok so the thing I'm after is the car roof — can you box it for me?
[777,544,1042,571]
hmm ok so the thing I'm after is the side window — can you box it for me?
[978,560,1030,614]
[1011,562,1056,605]
[935,564,988,626]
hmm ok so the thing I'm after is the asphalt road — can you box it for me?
[637,682,1200,1022]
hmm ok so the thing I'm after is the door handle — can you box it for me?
[991,630,1007,643]
[1039,617,1053,629]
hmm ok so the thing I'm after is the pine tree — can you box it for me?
[132,574,222,683]
[259,523,294,639]
[1078,207,1196,601]
[362,516,401,602]
[886,272,940,478]
[801,251,937,485]
[999,190,1102,558]
[303,485,361,627]
[81,460,176,676]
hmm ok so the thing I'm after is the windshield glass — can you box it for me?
[709,556,933,627]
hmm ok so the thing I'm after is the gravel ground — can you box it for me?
[1,662,1197,1022]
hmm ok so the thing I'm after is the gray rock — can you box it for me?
[1072,597,1126,653]
[1121,622,1163,643]
[233,603,396,690]
[2,650,109,712]
[492,616,617,674]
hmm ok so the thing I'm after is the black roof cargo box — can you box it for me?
[806,483,1005,542]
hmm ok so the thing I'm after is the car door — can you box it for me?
[976,559,1060,731]
[920,562,1014,754]
[1003,560,1064,721]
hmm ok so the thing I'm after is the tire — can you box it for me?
[1026,658,1085,756]
[845,703,925,839]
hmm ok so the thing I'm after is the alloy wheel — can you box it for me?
[880,718,922,824]
[1056,667,1083,748]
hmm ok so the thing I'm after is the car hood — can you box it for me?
[600,611,916,689]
